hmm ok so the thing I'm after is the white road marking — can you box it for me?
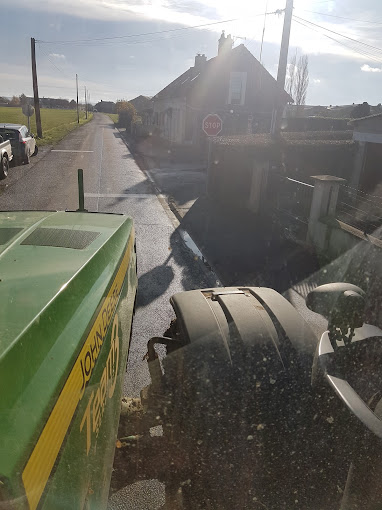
[51,150,94,153]
[85,193,151,198]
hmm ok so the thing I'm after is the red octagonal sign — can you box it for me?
[202,113,223,136]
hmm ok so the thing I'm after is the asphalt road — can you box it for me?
[0,113,216,510]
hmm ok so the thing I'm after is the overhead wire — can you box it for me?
[36,43,99,98]
[295,9,382,25]
[292,18,382,61]
[37,43,73,79]
[293,15,382,57]
[42,28,199,49]
[293,17,382,64]
[37,11,278,45]
[259,0,269,64]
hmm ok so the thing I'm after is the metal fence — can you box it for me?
[337,185,382,238]
[267,173,314,241]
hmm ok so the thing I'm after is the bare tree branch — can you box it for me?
[294,55,309,109]
[286,53,297,100]
[286,54,309,115]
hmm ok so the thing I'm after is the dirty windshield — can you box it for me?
[1,1,382,509]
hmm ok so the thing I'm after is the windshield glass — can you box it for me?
[1,1,382,509]
[0,129,18,140]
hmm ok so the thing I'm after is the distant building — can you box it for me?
[150,31,292,146]
[128,95,152,114]
[94,100,116,114]
[40,98,71,109]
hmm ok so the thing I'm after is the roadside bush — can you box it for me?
[116,100,136,133]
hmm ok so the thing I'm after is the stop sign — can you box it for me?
[202,114,223,136]
[22,104,34,118]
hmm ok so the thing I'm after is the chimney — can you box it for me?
[218,31,233,55]
[194,53,207,70]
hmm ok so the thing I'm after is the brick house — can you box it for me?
[150,32,291,147]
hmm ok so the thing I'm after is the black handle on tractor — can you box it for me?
[311,283,382,438]
[306,283,366,349]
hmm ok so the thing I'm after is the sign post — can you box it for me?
[202,114,223,196]
[22,104,35,132]
[202,113,223,169]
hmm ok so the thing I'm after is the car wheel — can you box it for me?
[32,145,38,157]
[0,156,9,180]
[24,149,30,165]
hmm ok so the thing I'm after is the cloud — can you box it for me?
[49,53,66,59]
[361,64,382,73]
[0,63,117,101]
[313,78,321,84]
[7,0,382,65]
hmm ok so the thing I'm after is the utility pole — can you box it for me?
[76,74,80,123]
[271,0,294,137]
[84,86,88,119]
[30,38,42,138]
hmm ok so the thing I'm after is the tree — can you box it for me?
[294,55,309,108]
[286,54,310,115]
[350,102,371,119]
[9,95,20,106]
[286,53,297,100]
[19,93,28,105]
[116,100,137,132]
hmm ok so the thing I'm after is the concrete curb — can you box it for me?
[114,125,222,287]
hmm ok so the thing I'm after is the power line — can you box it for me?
[48,29,199,49]
[293,18,382,62]
[37,44,72,78]
[260,0,269,63]
[293,15,382,57]
[37,11,276,45]
[293,17,382,64]
[296,9,382,26]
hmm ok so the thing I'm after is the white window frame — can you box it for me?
[228,72,247,106]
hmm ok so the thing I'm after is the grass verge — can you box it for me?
[107,113,119,124]
[0,107,93,146]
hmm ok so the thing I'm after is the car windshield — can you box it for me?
[0,130,17,140]
[1,1,382,510]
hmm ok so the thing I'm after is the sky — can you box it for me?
[1,0,382,106]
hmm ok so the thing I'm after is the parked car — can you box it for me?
[0,124,38,166]
[0,134,13,179]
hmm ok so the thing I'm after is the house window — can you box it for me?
[228,72,247,105]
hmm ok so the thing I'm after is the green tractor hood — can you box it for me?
[0,211,137,510]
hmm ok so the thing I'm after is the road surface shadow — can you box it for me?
[137,262,174,308]
[136,223,216,309]
[181,196,320,293]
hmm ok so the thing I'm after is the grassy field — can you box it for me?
[0,107,93,146]
[107,113,118,124]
